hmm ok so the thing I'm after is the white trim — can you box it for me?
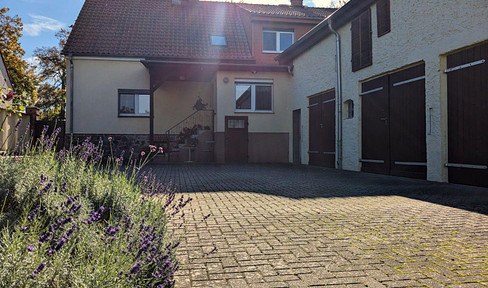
[394,161,427,166]
[359,87,383,96]
[445,163,488,170]
[322,99,335,104]
[307,103,319,108]
[235,79,273,84]
[444,59,485,73]
[308,151,320,154]
[71,56,144,62]
[360,159,385,164]
[392,76,425,87]
[323,152,336,155]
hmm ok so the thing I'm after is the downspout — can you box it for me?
[328,18,343,169]
[69,54,74,142]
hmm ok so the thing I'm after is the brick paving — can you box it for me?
[149,164,488,288]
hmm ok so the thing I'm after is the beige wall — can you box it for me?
[290,0,488,182]
[67,58,214,135]
[215,70,293,161]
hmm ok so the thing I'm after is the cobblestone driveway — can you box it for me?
[149,164,488,288]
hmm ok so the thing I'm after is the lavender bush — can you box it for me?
[0,129,190,287]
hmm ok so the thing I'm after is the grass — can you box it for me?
[0,127,190,287]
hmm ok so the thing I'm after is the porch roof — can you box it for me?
[141,59,291,83]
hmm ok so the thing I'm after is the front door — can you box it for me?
[308,90,336,168]
[225,116,248,163]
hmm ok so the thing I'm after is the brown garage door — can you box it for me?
[308,90,336,168]
[361,63,426,179]
[447,42,488,187]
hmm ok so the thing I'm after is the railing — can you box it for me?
[163,109,214,161]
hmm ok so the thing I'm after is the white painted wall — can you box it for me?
[291,0,488,182]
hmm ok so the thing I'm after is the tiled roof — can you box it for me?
[63,0,333,60]
[237,3,335,19]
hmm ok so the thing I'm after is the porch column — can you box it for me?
[149,70,155,144]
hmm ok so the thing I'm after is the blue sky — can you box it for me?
[4,0,336,64]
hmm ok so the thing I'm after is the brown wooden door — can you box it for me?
[293,109,301,165]
[308,90,336,168]
[361,63,426,179]
[225,116,248,163]
[389,64,426,179]
[361,75,390,175]
[447,42,488,187]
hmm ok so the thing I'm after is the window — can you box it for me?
[211,35,227,46]
[262,30,294,53]
[235,81,273,112]
[344,100,354,119]
[351,9,372,72]
[118,90,150,117]
[376,0,391,37]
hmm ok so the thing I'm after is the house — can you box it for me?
[63,0,334,163]
[277,0,488,187]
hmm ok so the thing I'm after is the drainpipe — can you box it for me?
[328,18,343,170]
[69,54,74,142]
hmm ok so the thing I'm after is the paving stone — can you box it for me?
[151,164,488,287]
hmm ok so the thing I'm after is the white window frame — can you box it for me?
[262,30,295,53]
[118,90,150,117]
[235,80,273,113]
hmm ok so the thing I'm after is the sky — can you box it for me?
[4,0,338,64]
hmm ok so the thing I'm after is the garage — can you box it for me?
[446,42,488,187]
[308,90,336,168]
[361,63,426,179]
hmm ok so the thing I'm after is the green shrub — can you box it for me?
[0,130,189,287]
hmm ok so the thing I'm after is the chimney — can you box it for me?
[290,0,303,7]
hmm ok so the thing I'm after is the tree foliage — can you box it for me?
[0,8,38,105]
[33,29,69,120]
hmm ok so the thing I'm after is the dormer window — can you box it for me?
[263,30,294,53]
[211,35,227,46]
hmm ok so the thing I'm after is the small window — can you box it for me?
[344,100,354,119]
[351,9,372,72]
[235,81,273,112]
[118,90,150,117]
[262,30,294,53]
[376,0,391,37]
[211,35,227,46]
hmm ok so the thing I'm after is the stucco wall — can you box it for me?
[67,58,214,135]
[215,70,293,160]
[290,0,488,182]
[290,36,337,166]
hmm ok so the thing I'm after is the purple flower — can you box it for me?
[140,151,146,156]
[54,237,67,251]
[130,261,141,274]
[31,263,45,279]
[158,147,164,154]
[27,246,35,252]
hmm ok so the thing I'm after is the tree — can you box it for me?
[332,0,349,8]
[0,8,38,105]
[33,29,69,120]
